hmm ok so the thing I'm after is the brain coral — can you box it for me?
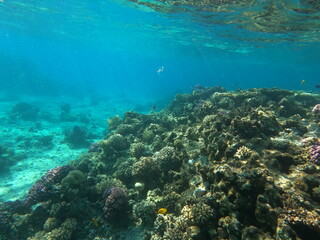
[61,170,85,189]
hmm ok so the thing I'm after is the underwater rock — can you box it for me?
[10,102,39,121]
[63,125,90,149]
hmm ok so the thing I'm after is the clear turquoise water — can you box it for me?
[0,0,319,103]
[0,1,319,238]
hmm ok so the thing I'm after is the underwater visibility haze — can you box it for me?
[0,0,320,239]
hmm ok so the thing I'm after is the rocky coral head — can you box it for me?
[11,102,39,121]
[64,125,89,149]
[103,187,128,223]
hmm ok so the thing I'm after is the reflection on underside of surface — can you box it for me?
[127,0,320,42]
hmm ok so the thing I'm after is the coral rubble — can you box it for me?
[1,87,320,240]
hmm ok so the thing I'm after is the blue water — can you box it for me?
[0,0,319,104]
[0,1,320,238]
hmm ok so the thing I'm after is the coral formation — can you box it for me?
[23,165,76,207]
[61,170,85,189]
[10,102,39,121]
[234,146,252,160]
[153,146,180,170]
[151,202,214,240]
[2,88,320,240]
[63,125,90,149]
[132,156,161,183]
[103,187,129,224]
[310,145,320,165]
[106,133,129,151]
[107,115,123,131]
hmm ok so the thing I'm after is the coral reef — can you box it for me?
[1,88,320,240]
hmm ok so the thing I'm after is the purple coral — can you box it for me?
[312,104,320,116]
[103,187,128,223]
[309,145,320,165]
[23,165,75,207]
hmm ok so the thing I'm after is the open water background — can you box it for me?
[0,0,319,105]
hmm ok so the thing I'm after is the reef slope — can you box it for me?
[1,87,320,240]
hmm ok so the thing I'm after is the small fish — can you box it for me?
[157,208,167,214]
[300,80,306,85]
[152,105,157,111]
[315,85,320,89]
[157,66,164,74]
